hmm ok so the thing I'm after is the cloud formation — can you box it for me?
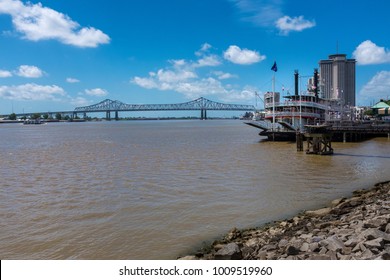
[275,15,316,35]
[66,77,80,83]
[0,83,65,100]
[131,44,262,101]
[16,65,44,78]
[230,0,315,34]
[85,88,109,97]
[0,0,110,47]
[353,40,390,65]
[359,71,390,102]
[0,70,12,78]
[224,45,265,65]
[231,0,283,27]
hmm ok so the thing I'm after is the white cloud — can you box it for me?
[195,43,212,56]
[85,88,108,97]
[230,0,315,34]
[70,96,90,106]
[0,0,110,48]
[230,0,283,27]
[200,42,212,52]
[157,68,197,83]
[353,40,390,65]
[213,71,238,80]
[195,55,222,67]
[275,15,316,35]
[223,45,265,65]
[16,65,44,78]
[132,65,255,101]
[0,70,12,78]
[131,44,260,102]
[0,83,65,100]
[359,71,390,102]
[66,77,80,83]
[132,76,158,89]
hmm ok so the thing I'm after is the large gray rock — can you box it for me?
[364,238,384,249]
[305,207,332,217]
[385,223,390,234]
[326,236,345,252]
[300,242,310,252]
[215,243,242,260]
[363,217,388,229]
[362,229,390,242]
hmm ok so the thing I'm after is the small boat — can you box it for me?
[23,119,44,125]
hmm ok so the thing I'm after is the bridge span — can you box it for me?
[3,97,256,120]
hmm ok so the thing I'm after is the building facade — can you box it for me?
[319,54,356,106]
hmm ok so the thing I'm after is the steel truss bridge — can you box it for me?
[4,97,255,120]
[73,97,255,120]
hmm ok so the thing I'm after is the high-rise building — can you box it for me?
[319,54,356,106]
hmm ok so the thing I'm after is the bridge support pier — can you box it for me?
[201,109,207,120]
[106,111,111,121]
[115,111,119,120]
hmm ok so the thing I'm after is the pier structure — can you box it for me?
[302,125,334,155]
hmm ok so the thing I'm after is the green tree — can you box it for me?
[55,113,62,120]
[8,113,17,120]
[42,113,49,119]
[31,113,41,120]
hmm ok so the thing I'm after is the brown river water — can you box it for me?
[0,120,389,259]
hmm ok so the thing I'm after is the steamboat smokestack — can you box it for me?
[314,68,319,98]
[294,70,299,96]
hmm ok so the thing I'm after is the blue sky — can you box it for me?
[0,0,390,115]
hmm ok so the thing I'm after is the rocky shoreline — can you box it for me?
[180,181,390,260]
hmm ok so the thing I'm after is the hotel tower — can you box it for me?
[319,54,356,106]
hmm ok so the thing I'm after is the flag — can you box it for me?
[271,61,277,72]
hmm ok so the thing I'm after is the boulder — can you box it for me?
[300,242,310,252]
[385,223,390,234]
[286,245,300,256]
[364,238,384,249]
[362,228,390,242]
[344,237,361,248]
[361,249,374,259]
[382,253,390,260]
[225,228,241,242]
[278,239,289,249]
[363,218,388,229]
[305,207,332,217]
[325,236,345,252]
[215,243,242,260]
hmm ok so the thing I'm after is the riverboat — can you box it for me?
[246,70,328,141]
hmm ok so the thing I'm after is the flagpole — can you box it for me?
[270,61,277,139]
[272,72,275,130]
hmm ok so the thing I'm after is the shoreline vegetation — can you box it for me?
[180,181,390,260]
